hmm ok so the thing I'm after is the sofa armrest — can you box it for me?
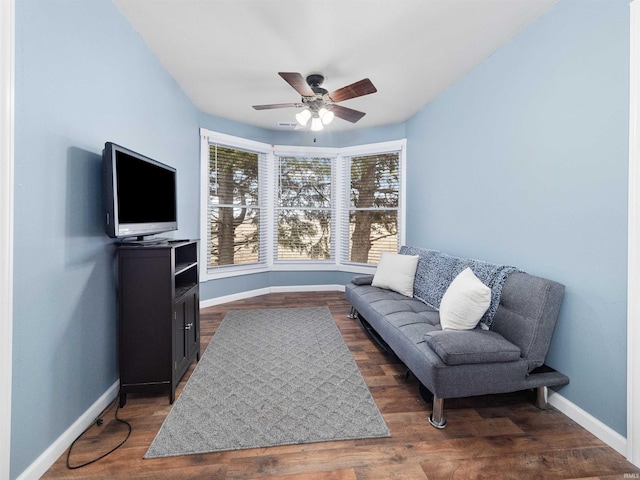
[351,275,375,286]
[424,330,521,366]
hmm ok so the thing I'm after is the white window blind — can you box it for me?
[341,150,401,265]
[275,155,335,262]
[205,142,268,271]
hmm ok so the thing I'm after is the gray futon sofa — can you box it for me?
[345,246,569,428]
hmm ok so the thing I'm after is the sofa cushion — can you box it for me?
[439,267,491,330]
[372,252,419,297]
[424,330,521,366]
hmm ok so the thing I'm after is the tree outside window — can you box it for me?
[347,152,400,264]
[207,144,262,268]
[276,156,333,261]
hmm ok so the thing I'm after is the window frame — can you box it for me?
[272,145,339,269]
[338,140,407,272]
[200,129,406,280]
[200,129,273,280]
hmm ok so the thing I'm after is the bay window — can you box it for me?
[200,128,405,280]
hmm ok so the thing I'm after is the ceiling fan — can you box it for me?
[252,72,377,130]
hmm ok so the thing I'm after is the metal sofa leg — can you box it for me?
[429,395,447,428]
[348,306,358,319]
[536,386,548,409]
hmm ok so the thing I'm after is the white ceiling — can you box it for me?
[113,0,559,132]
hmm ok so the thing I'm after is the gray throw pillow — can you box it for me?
[351,275,374,286]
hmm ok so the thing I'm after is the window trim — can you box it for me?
[200,128,406,281]
[339,139,407,270]
[274,150,338,265]
[199,129,272,280]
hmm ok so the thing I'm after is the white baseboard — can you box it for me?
[549,390,627,456]
[270,284,346,293]
[17,381,119,480]
[199,287,272,308]
[199,284,345,309]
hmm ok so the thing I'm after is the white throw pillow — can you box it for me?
[371,252,419,297]
[439,267,491,331]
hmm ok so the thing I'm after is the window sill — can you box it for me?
[200,263,269,282]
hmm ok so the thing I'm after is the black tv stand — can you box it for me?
[116,240,200,406]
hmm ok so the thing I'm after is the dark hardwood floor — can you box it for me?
[43,291,640,479]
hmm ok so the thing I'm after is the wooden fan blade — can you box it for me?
[252,102,302,110]
[278,72,316,97]
[328,78,377,103]
[330,104,366,123]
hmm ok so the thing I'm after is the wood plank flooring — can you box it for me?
[43,291,640,479]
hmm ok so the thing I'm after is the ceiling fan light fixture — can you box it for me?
[319,108,334,125]
[310,116,324,131]
[254,72,376,129]
[295,109,311,126]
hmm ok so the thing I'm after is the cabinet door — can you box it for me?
[184,289,199,360]
[173,297,189,379]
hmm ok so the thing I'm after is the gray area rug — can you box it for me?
[145,306,390,458]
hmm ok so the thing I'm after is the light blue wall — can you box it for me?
[406,0,629,434]
[269,122,407,148]
[12,0,201,477]
[199,110,406,149]
[199,271,357,302]
[199,111,276,145]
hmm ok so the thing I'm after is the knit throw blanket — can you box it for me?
[399,246,521,329]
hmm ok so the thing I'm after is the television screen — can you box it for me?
[103,142,178,240]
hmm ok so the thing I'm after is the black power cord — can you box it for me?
[66,398,132,469]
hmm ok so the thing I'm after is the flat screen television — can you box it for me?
[102,142,177,241]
